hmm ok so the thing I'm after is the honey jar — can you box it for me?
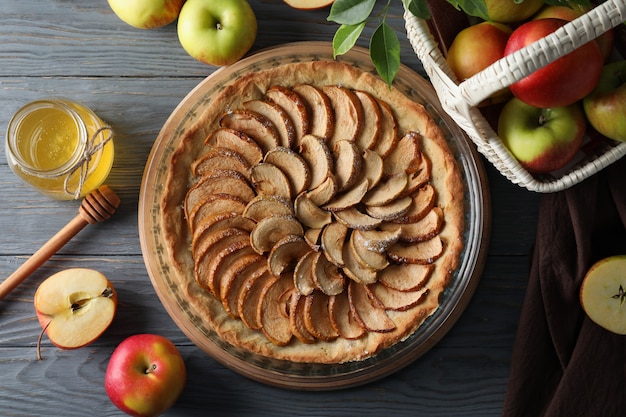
[5,98,114,200]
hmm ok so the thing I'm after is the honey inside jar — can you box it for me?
[6,98,114,200]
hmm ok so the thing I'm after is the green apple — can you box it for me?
[446,21,512,104]
[34,268,117,351]
[107,0,185,29]
[580,255,626,335]
[105,334,186,417]
[533,4,615,60]
[498,97,586,174]
[485,0,544,23]
[177,0,257,66]
[583,60,626,142]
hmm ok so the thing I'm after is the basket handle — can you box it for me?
[458,0,626,107]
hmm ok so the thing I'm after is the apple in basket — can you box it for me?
[283,0,335,10]
[532,4,615,60]
[504,18,604,108]
[446,21,512,104]
[580,255,626,335]
[105,334,186,417]
[34,268,117,351]
[484,0,544,23]
[107,0,185,29]
[177,0,257,66]
[583,60,626,142]
[497,97,586,174]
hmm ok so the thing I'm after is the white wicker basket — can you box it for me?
[404,0,626,192]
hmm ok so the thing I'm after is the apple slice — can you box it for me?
[266,85,309,142]
[359,149,384,190]
[304,227,323,251]
[349,230,389,271]
[387,236,445,265]
[242,194,293,223]
[383,131,422,177]
[283,0,335,10]
[368,283,429,311]
[383,206,444,243]
[332,139,363,191]
[294,192,332,229]
[322,85,363,148]
[378,263,433,292]
[373,99,399,158]
[329,292,365,340]
[342,239,378,285]
[354,90,381,150]
[267,234,311,277]
[313,251,346,296]
[185,169,255,214]
[264,146,312,196]
[250,162,293,199]
[352,227,401,254]
[348,280,395,332]
[293,249,319,296]
[243,99,296,149]
[191,147,251,179]
[580,255,626,335]
[299,134,333,190]
[237,268,274,330]
[260,274,295,346]
[306,174,338,206]
[333,206,382,231]
[401,153,432,197]
[219,109,280,154]
[289,291,317,344]
[321,221,348,267]
[362,173,408,207]
[303,291,339,341]
[219,253,266,317]
[34,268,117,351]
[204,128,263,166]
[365,195,413,221]
[392,184,436,224]
[186,193,248,232]
[250,214,304,254]
[190,213,254,257]
[323,178,369,212]
[293,84,334,140]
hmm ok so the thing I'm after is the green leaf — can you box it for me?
[370,22,400,88]
[327,0,376,25]
[447,0,489,21]
[332,22,366,58]
[403,0,431,20]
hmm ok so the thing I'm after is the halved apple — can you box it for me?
[580,255,626,335]
[34,268,117,351]
[283,0,335,10]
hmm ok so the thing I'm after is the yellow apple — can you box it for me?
[283,0,334,10]
[485,0,544,23]
[34,268,117,350]
[107,0,185,29]
[580,255,626,335]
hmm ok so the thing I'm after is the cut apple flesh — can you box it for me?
[34,268,117,349]
[580,255,626,335]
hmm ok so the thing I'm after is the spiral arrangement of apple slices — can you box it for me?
[184,83,447,346]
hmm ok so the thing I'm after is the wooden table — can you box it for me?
[0,1,542,415]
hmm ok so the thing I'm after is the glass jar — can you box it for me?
[5,98,114,200]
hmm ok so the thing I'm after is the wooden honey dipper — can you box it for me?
[0,185,121,300]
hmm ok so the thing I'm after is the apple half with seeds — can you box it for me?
[580,255,626,335]
[34,268,117,350]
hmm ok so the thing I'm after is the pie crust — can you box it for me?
[161,60,465,364]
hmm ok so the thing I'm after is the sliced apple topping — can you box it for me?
[320,221,348,267]
[359,149,384,190]
[352,228,401,254]
[204,127,263,166]
[342,237,378,285]
[384,206,444,242]
[243,99,296,149]
[393,184,436,224]
[191,213,255,257]
[323,178,369,212]
[242,195,293,223]
[294,192,332,229]
[299,134,333,190]
[250,214,304,254]
[303,291,339,341]
[387,236,445,265]
[191,147,251,179]
[306,174,338,206]
[220,109,280,154]
[362,173,408,207]
[373,99,399,158]
[353,90,381,150]
[264,146,311,196]
[250,162,293,199]
[261,274,295,346]
[368,283,429,311]
[304,227,323,250]
[293,84,334,140]
[237,268,274,330]
[322,85,363,148]
[383,131,422,177]
[365,195,413,221]
[267,234,312,277]
[219,253,266,317]
[329,292,365,340]
[348,280,395,333]
[313,251,346,296]
[293,249,319,296]
[266,85,309,142]
[185,170,256,214]
[378,263,433,292]
[186,193,248,231]
[289,292,317,344]
[334,206,383,231]
[349,230,389,271]
[332,139,363,192]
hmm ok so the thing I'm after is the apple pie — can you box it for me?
[161,60,465,364]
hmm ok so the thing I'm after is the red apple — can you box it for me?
[533,4,615,60]
[504,18,604,108]
[34,268,117,351]
[105,334,186,417]
[583,60,626,142]
[498,97,586,174]
[446,21,512,103]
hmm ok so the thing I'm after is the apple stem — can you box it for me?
[216,22,223,31]
[36,321,51,361]
[145,364,157,374]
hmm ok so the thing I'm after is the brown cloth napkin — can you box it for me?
[502,156,626,417]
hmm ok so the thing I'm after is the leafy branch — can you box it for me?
[327,0,592,87]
